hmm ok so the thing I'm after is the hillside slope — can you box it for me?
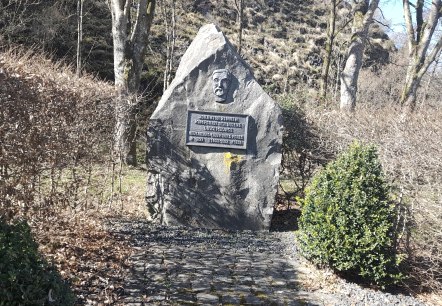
[0,0,394,97]
[148,0,394,95]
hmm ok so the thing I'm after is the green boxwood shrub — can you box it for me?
[298,142,403,286]
[0,220,75,306]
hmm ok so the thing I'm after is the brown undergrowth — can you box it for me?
[0,48,116,221]
[32,203,147,305]
[280,95,442,297]
[0,49,147,304]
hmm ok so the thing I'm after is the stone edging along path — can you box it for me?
[105,221,428,306]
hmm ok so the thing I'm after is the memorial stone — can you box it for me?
[146,24,283,230]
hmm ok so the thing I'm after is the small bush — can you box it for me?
[298,142,403,286]
[0,220,75,306]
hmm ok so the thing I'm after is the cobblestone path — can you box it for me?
[109,222,321,306]
[107,221,427,306]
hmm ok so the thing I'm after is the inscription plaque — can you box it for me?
[186,110,249,149]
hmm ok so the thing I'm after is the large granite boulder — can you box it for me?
[146,24,283,231]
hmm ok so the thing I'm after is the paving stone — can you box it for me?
[233,268,250,275]
[132,264,144,273]
[146,294,167,302]
[215,268,234,276]
[212,282,234,292]
[286,279,299,289]
[145,262,162,269]
[125,279,140,285]
[196,293,219,304]
[250,269,268,277]
[191,280,212,292]
[221,294,241,305]
[244,294,263,305]
[120,296,144,303]
[232,284,252,294]
[267,270,284,278]
[130,253,146,261]
[150,274,166,282]
[252,277,271,287]
[169,293,197,304]
[169,281,191,292]
[271,279,287,287]
[144,285,168,295]
[251,263,269,270]
[237,276,254,285]
[125,288,142,295]
[286,299,308,306]
[199,269,214,275]
[213,275,234,283]
[144,256,163,264]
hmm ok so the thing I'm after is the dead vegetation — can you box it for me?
[280,91,442,295]
[0,48,151,304]
[0,48,115,220]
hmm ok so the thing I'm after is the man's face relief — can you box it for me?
[212,69,231,102]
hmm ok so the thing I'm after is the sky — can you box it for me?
[378,0,407,46]
[379,0,405,32]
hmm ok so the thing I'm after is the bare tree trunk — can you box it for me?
[400,0,442,111]
[340,0,379,111]
[111,0,156,165]
[320,0,337,100]
[333,52,342,100]
[76,0,84,78]
[421,52,441,106]
[162,0,176,91]
[234,0,244,55]
[400,73,422,112]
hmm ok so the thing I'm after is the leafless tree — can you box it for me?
[0,0,41,42]
[234,0,244,55]
[400,0,442,111]
[161,0,176,91]
[421,49,441,106]
[76,0,84,77]
[320,0,338,100]
[110,0,156,165]
[340,0,379,111]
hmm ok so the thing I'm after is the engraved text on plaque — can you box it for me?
[186,110,248,149]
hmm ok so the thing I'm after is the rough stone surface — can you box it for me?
[146,24,283,231]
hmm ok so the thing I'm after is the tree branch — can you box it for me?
[418,35,442,79]
[415,0,442,65]
[362,0,380,30]
[403,0,416,51]
[373,18,393,31]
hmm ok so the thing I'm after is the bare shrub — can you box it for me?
[278,92,335,204]
[0,48,116,222]
[282,95,442,292]
[358,60,405,105]
[358,50,442,109]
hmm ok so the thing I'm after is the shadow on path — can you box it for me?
[107,221,318,306]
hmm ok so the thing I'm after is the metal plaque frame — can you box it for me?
[186,110,249,150]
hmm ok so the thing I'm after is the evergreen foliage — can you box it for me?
[0,220,75,306]
[298,142,403,286]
